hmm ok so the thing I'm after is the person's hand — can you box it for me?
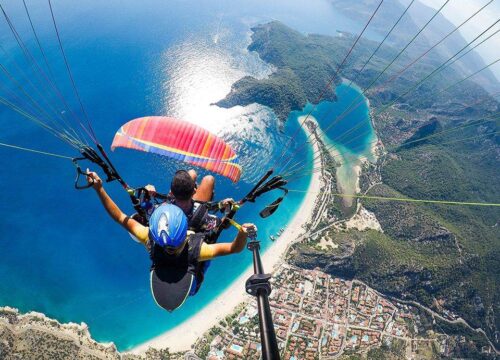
[145,184,157,196]
[240,223,257,239]
[220,198,235,205]
[86,169,103,191]
[219,198,235,212]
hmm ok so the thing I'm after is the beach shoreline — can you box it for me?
[129,116,323,355]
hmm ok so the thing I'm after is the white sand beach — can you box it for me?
[130,117,323,354]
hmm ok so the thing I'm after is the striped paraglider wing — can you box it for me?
[111,116,241,182]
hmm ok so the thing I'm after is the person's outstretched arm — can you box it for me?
[87,170,149,244]
[201,223,256,260]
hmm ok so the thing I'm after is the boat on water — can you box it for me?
[270,235,276,241]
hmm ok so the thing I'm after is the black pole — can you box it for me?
[246,239,281,360]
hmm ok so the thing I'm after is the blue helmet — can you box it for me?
[149,204,188,250]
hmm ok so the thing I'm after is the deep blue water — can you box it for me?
[0,0,373,350]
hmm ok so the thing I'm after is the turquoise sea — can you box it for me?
[0,0,374,350]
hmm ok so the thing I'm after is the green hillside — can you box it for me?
[216,20,500,350]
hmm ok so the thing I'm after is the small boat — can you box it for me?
[279,227,285,234]
[270,235,276,241]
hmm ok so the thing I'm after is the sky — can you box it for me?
[419,0,500,81]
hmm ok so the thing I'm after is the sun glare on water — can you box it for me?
[160,36,246,135]
[156,27,281,181]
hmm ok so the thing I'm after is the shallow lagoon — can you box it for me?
[287,82,376,207]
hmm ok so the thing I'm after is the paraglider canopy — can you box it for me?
[111,116,241,182]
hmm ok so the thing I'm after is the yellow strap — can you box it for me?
[228,218,242,230]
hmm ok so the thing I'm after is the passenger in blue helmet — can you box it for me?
[144,169,232,244]
[86,170,256,312]
[149,204,188,250]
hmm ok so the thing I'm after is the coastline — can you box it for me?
[317,80,377,206]
[130,116,323,354]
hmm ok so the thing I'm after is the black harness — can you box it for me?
[147,233,207,294]
[174,200,221,244]
[187,201,210,231]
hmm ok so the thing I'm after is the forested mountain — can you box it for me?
[328,0,499,94]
